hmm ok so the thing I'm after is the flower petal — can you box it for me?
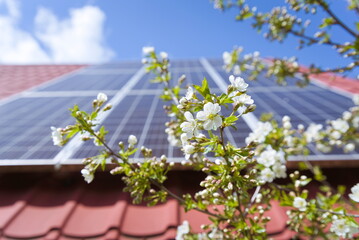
[184,111,194,121]
[196,111,207,121]
[213,116,222,129]
[213,103,221,114]
[203,120,214,130]
[204,102,214,113]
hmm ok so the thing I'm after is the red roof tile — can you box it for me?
[0,65,86,99]
[263,58,359,94]
[299,66,359,94]
[0,172,296,240]
[0,170,358,239]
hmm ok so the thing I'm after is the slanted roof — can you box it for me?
[0,60,358,239]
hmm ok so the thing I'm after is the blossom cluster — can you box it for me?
[52,48,359,240]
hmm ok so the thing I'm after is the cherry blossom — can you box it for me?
[196,102,222,131]
[180,111,199,138]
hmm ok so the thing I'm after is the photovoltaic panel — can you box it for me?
[207,59,359,157]
[38,73,135,91]
[0,96,96,160]
[0,59,357,167]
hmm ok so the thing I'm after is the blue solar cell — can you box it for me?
[38,74,134,91]
[0,97,94,159]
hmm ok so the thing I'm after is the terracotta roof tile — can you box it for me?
[63,189,127,238]
[0,65,86,99]
[3,186,81,239]
[121,199,178,237]
[0,172,298,240]
[299,66,359,94]
[263,59,359,94]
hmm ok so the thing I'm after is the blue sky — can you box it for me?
[0,0,357,76]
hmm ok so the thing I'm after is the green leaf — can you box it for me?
[319,17,335,28]
[259,112,273,121]
[337,185,346,195]
[194,78,210,98]
[127,148,138,156]
[90,111,98,120]
[225,115,238,124]
[66,127,79,139]
[298,161,309,170]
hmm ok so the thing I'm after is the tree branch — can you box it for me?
[319,1,358,38]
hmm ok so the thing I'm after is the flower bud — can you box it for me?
[128,135,137,146]
[103,104,112,111]
[178,74,186,85]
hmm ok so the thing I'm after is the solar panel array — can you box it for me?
[0,59,358,167]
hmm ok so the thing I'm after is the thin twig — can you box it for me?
[318,1,358,38]
[290,30,341,47]
[316,208,359,218]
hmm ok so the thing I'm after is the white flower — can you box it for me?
[185,86,194,100]
[196,102,222,131]
[330,130,341,140]
[282,116,292,129]
[208,228,223,239]
[331,119,350,133]
[180,112,200,138]
[282,115,290,122]
[183,144,195,160]
[344,143,355,152]
[81,168,94,184]
[244,53,252,60]
[257,149,277,167]
[260,168,275,183]
[349,183,359,202]
[273,163,287,178]
[316,143,331,153]
[229,75,248,92]
[176,220,190,240]
[160,51,168,59]
[293,197,307,211]
[233,65,241,75]
[342,111,352,120]
[215,159,224,165]
[245,122,273,144]
[180,133,189,146]
[128,135,137,146]
[166,128,181,147]
[305,123,323,142]
[298,124,304,131]
[51,126,64,146]
[283,121,292,129]
[142,46,155,55]
[232,94,254,105]
[97,92,108,102]
[223,51,232,65]
[330,219,351,238]
[353,94,359,105]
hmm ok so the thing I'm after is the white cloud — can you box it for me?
[0,0,114,64]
